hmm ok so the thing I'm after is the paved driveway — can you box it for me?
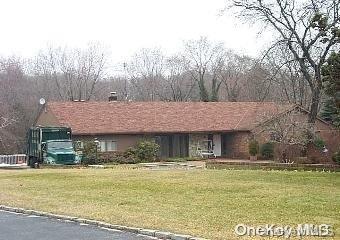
[0,211,154,240]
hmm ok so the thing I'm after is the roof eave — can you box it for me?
[72,129,252,136]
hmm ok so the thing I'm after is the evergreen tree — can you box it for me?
[321,98,340,127]
[321,52,340,127]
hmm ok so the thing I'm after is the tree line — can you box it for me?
[0,0,339,154]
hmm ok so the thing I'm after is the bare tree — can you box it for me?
[220,53,248,101]
[229,0,340,124]
[255,108,312,162]
[265,47,312,107]
[34,43,109,101]
[0,57,34,153]
[0,116,17,129]
[241,62,274,102]
[184,37,226,102]
[127,48,165,101]
[0,115,18,153]
[161,55,196,101]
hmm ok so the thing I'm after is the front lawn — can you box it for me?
[0,168,339,239]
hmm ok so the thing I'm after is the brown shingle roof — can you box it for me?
[47,101,295,135]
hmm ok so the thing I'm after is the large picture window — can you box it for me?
[99,140,117,152]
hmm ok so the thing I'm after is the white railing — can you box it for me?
[0,154,27,165]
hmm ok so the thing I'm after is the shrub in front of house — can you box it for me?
[81,141,98,165]
[123,147,139,163]
[248,139,259,156]
[97,151,131,164]
[313,136,326,150]
[260,142,274,159]
[125,140,160,163]
[80,140,160,164]
[81,142,125,165]
[332,151,340,164]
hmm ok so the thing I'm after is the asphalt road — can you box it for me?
[0,210,154,240]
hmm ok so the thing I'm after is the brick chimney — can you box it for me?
[109,92,118,102]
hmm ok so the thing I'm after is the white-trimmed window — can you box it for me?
[99,140,117,152]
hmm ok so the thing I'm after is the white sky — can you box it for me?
[0,0,272,67]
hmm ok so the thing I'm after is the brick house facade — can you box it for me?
[35,101,339,162]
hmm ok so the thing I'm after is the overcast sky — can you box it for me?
[0,0,272,65]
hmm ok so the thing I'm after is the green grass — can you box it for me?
[0,168,339,239]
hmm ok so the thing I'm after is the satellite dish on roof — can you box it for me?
[39,98,46,105]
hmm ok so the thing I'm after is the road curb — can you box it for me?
[0,205,207,240]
